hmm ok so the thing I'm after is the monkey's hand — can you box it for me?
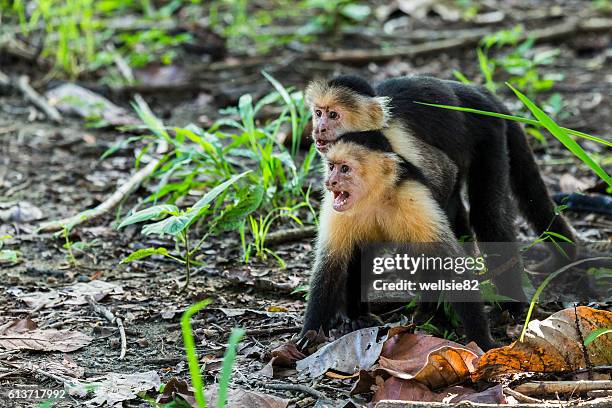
[340,314,384,334]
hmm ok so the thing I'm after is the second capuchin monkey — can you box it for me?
[305,75,577,309]
[301,130,497,350]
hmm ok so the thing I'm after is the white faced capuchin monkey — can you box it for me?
[301,130,497,350]
[305,75,577,311]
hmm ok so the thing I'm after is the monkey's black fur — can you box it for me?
[328,75,376,97]
[303,130,498,349]
[327,75,577,307]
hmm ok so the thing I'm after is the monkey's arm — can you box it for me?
[301,250,349,335]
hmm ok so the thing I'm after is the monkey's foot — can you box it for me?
[340,314,384,334]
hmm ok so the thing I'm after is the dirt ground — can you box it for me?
[0,2,611,407]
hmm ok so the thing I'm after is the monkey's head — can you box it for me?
[324,131,399,213]
[305,75,391,153]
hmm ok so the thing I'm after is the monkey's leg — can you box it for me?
[344,250,384,331]
[451,301,499,351]
[447,183,473,242]
[467,148,527,313]
[301,255,348,335]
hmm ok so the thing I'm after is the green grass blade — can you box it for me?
[414,102,611,147]
[584,328,612,346]
[181,299,213,408]
[507,83,612,187]
[520,257,612,342]
[191,171,251,213]
[262,71,299,157]
[217,328,245,408]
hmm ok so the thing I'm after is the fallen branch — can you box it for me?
[86,295,127,360]
[0,70,62,123]
[376,398,612,408]
[36,45,170,233]
[17,75,63,123]
[503,387,542,404]
[514,380,612,396]
[265,226,317,245]
[316,17,612,63]
[37,146,165,232]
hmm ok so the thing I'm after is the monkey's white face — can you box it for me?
[324,160,363,212]
[312,105,348,153]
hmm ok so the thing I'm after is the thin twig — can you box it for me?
[245,326,301,336]
[263,383,326,400]
[503,387,543,404]
[86,295,127,360]
[573,304,593,380]
[514,380,612,396]
[377,401,612,408]
[16,75,63,123]
[37,151,165,232]
[265,226,317,245]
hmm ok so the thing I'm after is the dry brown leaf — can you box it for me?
[0,328,92,352]
[371,377,505,406]
[0,201,43,222]
[296,327,384,378]
[62,280,124,305]
[83,371,161,406]
[270,342,306,367]
[157,377,197,406]
[0,317,38,334]
[376,332,482,389]
[475,306,612,381]
[16,289,62,309]
[205,387,289,408]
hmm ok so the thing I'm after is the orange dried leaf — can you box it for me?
[377,332,482,389]
[476,306,612,381]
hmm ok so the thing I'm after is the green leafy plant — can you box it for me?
[7,0,198,76]
[110,74,317,271]
[241,203,306,267]
[59,226,101,268]
[119,171,250,290]
[180,299,245,408]
[209,0,369,54]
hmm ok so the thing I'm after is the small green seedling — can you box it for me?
[119,171,250,291]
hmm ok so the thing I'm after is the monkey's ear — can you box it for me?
[369,96,392,128]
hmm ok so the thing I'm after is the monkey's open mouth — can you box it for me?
[332,190,351,211]
[315,138,334,152]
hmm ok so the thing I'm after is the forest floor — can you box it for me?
[0,1,611,407]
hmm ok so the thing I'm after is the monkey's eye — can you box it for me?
[329,163,335,171]
[340,164,350,173]
[329,111,338,119]
[315,110,322,117]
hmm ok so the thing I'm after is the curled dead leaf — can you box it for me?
[372,377,505,406]
[297,327,385,378]
[0,319,92,352]
[377,332,482,389]
[475,306,612,381]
